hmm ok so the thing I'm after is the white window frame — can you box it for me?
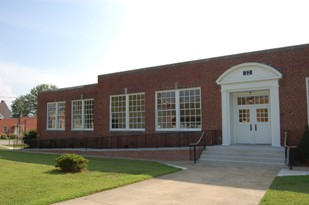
[155,87,202,131]
[3,126,8,133]
[110,92,145,131]
[46,101,65,130]
[71,99,94,131]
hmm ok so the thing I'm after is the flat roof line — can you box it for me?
[99,43,309,78]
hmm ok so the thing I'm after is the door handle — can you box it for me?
[255,124,257,131]
[250,124,252,131]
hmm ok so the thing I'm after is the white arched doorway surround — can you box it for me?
[216,62,282,147]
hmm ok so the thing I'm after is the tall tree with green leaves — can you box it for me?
[11,84,57,117]
[11,95,31,118]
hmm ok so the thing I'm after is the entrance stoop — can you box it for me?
[199,145,285,167]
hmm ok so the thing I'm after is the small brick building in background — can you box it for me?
[0,100,37,137]
[37,43,309,150]
[0,117,37,137]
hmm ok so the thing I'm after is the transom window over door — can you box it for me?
[156,87,201,131]
[237,95,269,105]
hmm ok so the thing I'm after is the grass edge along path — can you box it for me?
[0,149,180,205]
[259,175,309,205]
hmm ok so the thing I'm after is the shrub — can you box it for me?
[0,133,8,139]
[8,134,18,139]
[298,126,309,161]
[22,130,37,148]
[55,153,89,173]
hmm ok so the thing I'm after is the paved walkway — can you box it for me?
[278,167,309,176]
[54,162,281,205]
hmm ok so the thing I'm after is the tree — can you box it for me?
[11,84,57,117]
[28,84,58,116]
[22,130,37,148]
[11,95,31,118]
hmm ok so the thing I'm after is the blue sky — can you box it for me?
[0,0,309,108]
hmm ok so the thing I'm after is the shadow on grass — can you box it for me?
[0,149,57,166]
[267,175,309,195]
[0,149,180,178]
[43,169,63,175]
[43,169,88,175]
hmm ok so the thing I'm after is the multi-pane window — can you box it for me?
[156,88,201,130]
[180,89,201,129]
[3,126,8,133]
[129,94,145,129]
[72,101,82,129]
[239,109,250,123]
[47,102,65,130]
[156,91,176,129]
[47,103,56,129]
[111,96,126,129]
[256,108,269,122]
[57,102,65,129]
[72,99,94,130]
[84,100,94,129]
[110,93,145,130]
[237,95,269,105]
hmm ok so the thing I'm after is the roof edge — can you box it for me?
[40,83,97,94]
[99,43,309,78]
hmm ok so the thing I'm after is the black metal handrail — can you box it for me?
[24,130,222,150]
[284,130,298,170]
[189,131,205,164]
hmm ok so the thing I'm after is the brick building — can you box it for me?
[0,117,37,137]
[0,101,37,137]
[37,43,309,148]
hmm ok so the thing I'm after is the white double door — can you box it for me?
[235,94,271,144]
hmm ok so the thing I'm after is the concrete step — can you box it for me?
[205,145,284,153]
[200,155,284,164]
[199,145,285,167]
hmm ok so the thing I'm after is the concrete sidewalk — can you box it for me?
[54,162,280,205]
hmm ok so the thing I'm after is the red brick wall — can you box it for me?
[0,117,37,135]
[37,84,98,139]
[37,44,309,145]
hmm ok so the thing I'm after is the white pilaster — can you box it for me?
[270,85,281,147]
[221,90,231,145]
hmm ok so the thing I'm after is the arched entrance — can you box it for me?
[216,62,282,147]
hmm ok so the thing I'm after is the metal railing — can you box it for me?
[189,131,205,164]
[24,130,221,151]
[284,130,298,170]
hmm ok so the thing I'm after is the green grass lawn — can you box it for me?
[0,149,180,205]
[260,175,309,205]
